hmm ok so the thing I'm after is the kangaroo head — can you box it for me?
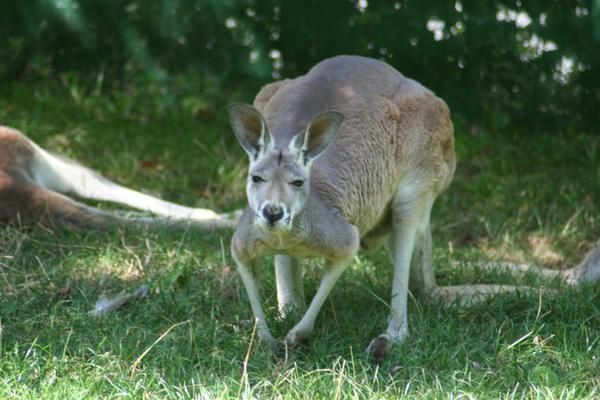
[228,103,343,231]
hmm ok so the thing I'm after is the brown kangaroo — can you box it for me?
[0,125,236,231]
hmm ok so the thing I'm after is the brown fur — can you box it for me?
[0,126,235,231]
[0,127,58,226]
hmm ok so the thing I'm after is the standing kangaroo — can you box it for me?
[228,55,455,360]
[227,55,600,361]
[0,126,236,231]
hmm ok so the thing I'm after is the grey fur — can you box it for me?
[229,55,600,361]
[229,55,455,358]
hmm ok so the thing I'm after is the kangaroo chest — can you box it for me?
[250,231,324,259]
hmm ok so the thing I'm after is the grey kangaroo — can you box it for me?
[228,55,600,361]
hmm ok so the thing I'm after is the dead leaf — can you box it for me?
[57,286,72,299]
[138,159,164,170]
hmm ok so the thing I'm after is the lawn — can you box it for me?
[0,78,598,399]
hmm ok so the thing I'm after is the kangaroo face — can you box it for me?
[228,103,343,232]
[246,149,309,231]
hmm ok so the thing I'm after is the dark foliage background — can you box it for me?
[1,0,599,134]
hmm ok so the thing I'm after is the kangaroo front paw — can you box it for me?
[263,339,284,357]
[366,334,394,363]
[253,333,283,357]
[285,329,310,349]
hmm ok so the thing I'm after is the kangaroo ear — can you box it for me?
[227,103,271,160]
[293,111,343,165]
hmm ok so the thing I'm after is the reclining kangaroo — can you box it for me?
[0,125,235,230]
[228,55,600,361]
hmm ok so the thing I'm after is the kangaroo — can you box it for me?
[228,55,600,361]
[0,125,236,231]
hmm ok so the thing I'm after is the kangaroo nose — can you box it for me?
[262,204,284,224]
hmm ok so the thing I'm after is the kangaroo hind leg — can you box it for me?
[29,144,224,221]
[1,181,126,229]
[367,188,435,362]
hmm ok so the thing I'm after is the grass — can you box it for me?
[0,78,599,399]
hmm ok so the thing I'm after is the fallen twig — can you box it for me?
[88,284,149,317]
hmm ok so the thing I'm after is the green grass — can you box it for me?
[0,79,599,399]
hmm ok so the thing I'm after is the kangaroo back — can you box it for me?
[253,55,455,235]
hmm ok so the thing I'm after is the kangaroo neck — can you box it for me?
[293,182,342,232]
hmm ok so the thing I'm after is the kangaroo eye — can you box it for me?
[290,180,304,187]
[251,175,265,183]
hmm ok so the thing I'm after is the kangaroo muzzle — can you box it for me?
[261,203,285,226]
